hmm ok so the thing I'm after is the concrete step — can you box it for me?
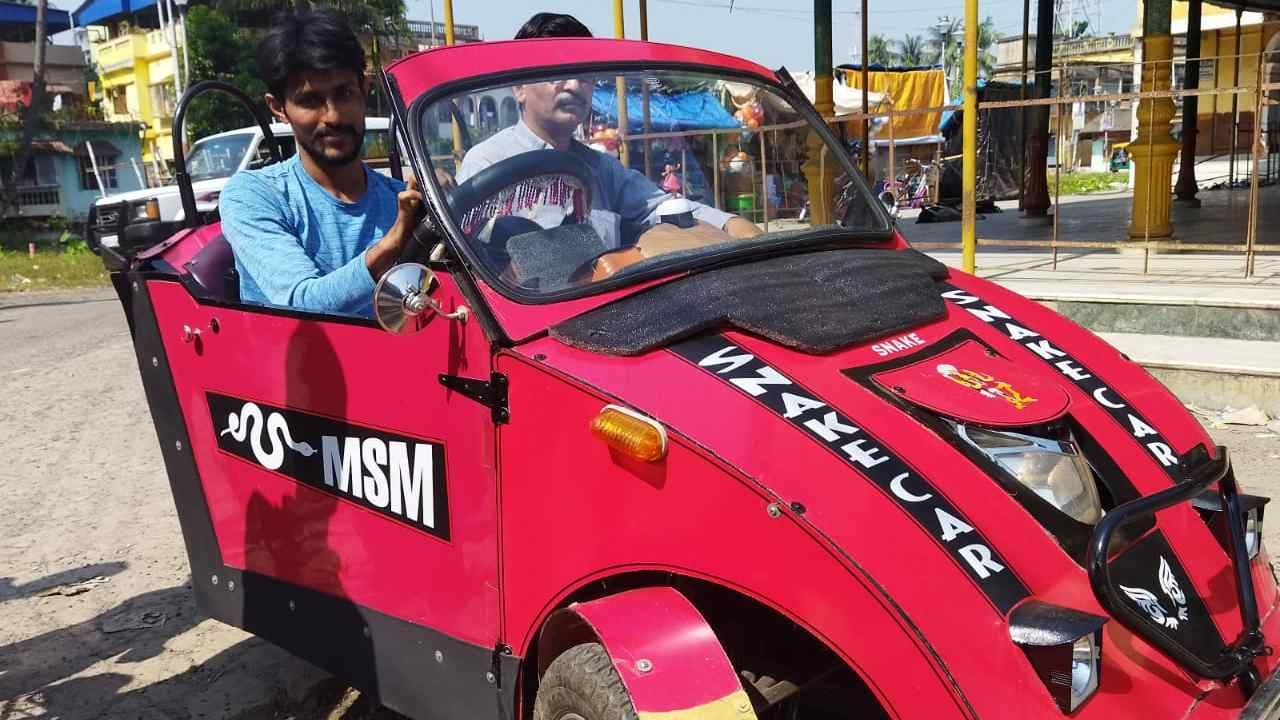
[1028,293,1280,343]
[1096,332,1280,415]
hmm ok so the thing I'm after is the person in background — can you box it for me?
[455,12,761,244]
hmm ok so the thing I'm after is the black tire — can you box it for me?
[533,643,640,720]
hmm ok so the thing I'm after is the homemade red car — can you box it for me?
[111,38,1280,719]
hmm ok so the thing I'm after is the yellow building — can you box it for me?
[74,0,185,186]
[1170,2,1279,154]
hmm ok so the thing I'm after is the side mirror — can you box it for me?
[373,263,468,335]
[878,190,900,220]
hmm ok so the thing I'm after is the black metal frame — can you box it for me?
[1086,445,1269,690]
[171,80,282,230]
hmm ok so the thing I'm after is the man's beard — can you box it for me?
[302,124,364,168]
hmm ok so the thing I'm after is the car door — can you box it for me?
[141,267,504,718]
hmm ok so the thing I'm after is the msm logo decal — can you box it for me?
[671,335,1029,614]
[209,393,449,539]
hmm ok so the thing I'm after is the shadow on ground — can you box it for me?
[0,561,128,604]
[0,581,405,719]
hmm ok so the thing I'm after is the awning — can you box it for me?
[31,140,74,154]
[75,139,122,158]
[0,2,71,36]
[72,0,157,28]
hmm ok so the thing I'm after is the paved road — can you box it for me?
[1,288,1279,718]
[0,289,388,719]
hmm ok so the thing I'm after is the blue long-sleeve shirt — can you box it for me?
[220,155,405,317]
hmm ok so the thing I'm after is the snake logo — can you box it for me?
[219,402,317,471]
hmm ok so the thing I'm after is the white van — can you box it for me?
[88,117,398,257]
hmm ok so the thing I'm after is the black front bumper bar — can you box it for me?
[1086,446,1270,691]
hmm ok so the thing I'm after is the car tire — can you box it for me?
[533,642,639,720]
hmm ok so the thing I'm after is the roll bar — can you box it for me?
[171,80,282,230]
[1086,445,1267,691]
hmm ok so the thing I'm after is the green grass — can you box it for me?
[0,248,110,292]
[1051,170,1129,196]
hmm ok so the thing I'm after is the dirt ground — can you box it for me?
[2,288,1279,719]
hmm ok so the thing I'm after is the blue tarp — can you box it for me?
[0,2,71,35]
[590,86,739,133]
[72,0,156,27]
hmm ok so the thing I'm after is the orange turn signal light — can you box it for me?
[590,405,667,462]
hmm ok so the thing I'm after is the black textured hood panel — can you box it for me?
[550,248,950,355]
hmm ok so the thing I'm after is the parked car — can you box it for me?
[86,117,396,264]
[108,41,1280,720]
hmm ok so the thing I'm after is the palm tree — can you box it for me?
[976,17,999,78]
[897,34,929,67]
[866,34,897,67]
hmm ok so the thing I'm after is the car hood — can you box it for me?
[93,177,227,207]
[515,261,1277,704]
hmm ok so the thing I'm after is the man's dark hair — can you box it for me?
[257,9,366,99]
[514,12,593,39]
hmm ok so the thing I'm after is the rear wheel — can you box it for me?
[532,643,639,720]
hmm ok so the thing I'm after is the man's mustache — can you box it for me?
[314,125,359,140]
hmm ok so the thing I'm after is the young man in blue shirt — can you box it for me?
[220,9,423,317]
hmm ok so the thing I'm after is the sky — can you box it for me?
[48,0,1143,70]
[404,0,1142,70]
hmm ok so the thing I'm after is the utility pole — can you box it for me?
[5,0,50,213]
[936,16,955,97]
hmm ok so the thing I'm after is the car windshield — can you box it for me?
[188,133,254,182]
[420,67,885,297]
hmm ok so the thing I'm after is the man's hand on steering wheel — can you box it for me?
[365,177,427,277]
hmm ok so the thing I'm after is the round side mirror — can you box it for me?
[879,190,900,219]
[373,263,440,335]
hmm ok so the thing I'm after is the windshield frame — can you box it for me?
[403,60,894,305]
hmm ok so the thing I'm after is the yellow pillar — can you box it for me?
[961,0,979,273]
[1128,34,1178,240]
[444,0,463,163]
[613,0,630,167]
[803,1,836,225]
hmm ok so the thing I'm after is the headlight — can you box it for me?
[133,198,160,221]
[1245,506,1262,559]
[1069,633,1101,711]
[956,425,1103,525]
[1010,600,1106,714]
[1192,491,1268,561]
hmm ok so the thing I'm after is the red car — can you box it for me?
[113,38,1280,719]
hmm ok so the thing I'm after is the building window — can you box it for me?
[149,82,176,116]
[500,96,518,127]
[108,86,129,116]
[80,154,119,191]
[478,96,498,130]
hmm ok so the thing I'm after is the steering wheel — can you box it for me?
[449,149,596,238]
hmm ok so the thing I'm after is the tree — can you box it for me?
[866,34,897,67]
[183,0,410,139]
[928,16,1000,98]
[2,0,50,217]
[897,34,929,67]
[976,17,999,78]
[184,4,266,139]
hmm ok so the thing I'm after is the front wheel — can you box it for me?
[532,643,639,720]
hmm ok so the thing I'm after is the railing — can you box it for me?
[95,34,139,69]
[5,184,62,217]
[407,20,481,42]
[18,185,60,207]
